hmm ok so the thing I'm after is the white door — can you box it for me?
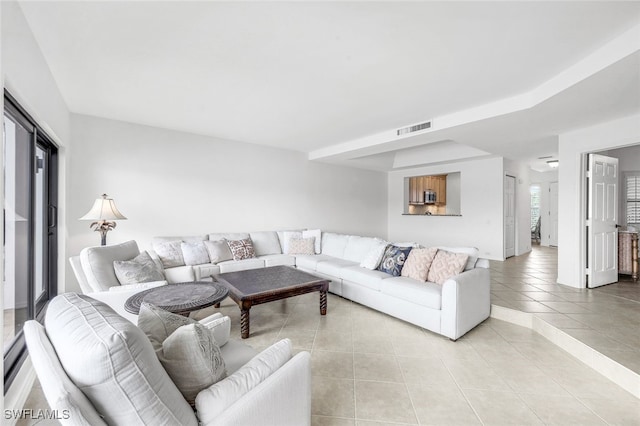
[588,154,618,288]
[504,175,516,258]
[549,182,559,246]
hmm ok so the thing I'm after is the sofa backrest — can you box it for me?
[321,233,350,258]
[80,240,140,292]
[69,256,92,294]
[343,236,382,263]
[249,231,282,256]
[152,235,208,244]
[208,232,250,242]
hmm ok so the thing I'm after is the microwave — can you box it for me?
[424,190,437,204]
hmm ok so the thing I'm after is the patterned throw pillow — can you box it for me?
[181,241,210,266]
[113,251,165,285]
[226,238,256,261]
[282,231,303,254]
[137,303,226,407]
[377,245,413,276]
[427,250,469,284]
[287,237,315,255]
[153,240,185,268]
[204,239,233,264]
[400,247,438,281]
[302,229,322,254]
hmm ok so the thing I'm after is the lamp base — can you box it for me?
[89,221,116,246]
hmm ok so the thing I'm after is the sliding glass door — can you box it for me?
[3,93,58,391]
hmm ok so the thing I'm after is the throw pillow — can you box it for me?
[427,250,469,285]
[203,239,233,264]
[113,251,165,285]
[287,237,315,255]
[360,241,389,270]
[226,238,256,261]
[377,245,413,276]
[401,247,438,281]
[181,241,210,266]
[282,231,303,254]
[138,303,226,406]
[302,229,322,254]
[153,240,185,268]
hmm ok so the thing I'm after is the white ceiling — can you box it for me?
[18,1,640,171]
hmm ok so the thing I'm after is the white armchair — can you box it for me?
[24,293,312,426]
[69,240,167,293]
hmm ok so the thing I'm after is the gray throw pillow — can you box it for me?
[113,251,165,285]
[203,240,233,264]
[137,303,226,406]
[181,241,210,266]
[153,240,186,268]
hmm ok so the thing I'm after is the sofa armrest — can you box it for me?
[196,339,311,426]
[440,267,491,340]
[107,280,167,292]
[199,315,230,346]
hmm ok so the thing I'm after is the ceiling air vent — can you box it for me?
[397,121,431,136]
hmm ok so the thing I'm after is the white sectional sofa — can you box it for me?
[148,231,491,340]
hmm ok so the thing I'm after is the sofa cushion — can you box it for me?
[193,263,221,280]
[343,236,380,263]
[164,265,195,284]
[227,238,257,261]
[287,237,316,255]
[218,258,265,273]
[181,241,210,266]
[377,245,413,277]
[153,235,207,244]
[209,232,250,241]
[113,251,165,285]
[281,231,303,254]
[138,303,226,406]
[45,293,196,426]
[302,229,322,254]
[276,229,305,252]
[80,240,140,291]
[259,254,296,267]
[294,254,333,271]
[204,239,234,264]
[321,233,350,259]
[381,277,442,310]
[153,240,186,268]
[359,240,388,270]
[401,247,438,282]
[249,231,282,256]
[437,246,479,271]
[339,266,391,291]
[427,250,469,285]
[316,258,358,277]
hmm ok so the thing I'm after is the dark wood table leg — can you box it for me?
[240,300,252,339]
[320,290,327,315]
[214,303,221,308]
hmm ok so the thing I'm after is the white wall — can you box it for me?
[388,156,504,260]
[1,0,70,413]
[504,159,533,256]
[66,114,388,292]
[530,169,558,247]
[558,113,640,287]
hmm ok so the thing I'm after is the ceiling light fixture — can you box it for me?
[547,160,559,168]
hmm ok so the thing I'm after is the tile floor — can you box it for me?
[16,245,640,425]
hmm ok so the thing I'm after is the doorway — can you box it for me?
[549,182,559,246]
[504,175,516,258]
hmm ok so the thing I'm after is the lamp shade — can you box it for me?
[79,194,127,221]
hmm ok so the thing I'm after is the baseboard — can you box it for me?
[490,304,640,399]
[4,356,37,426]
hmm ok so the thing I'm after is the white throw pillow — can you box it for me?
[359,241,389,270]
[181,241,210,266]
[45,293,196,426]
[153,240,186,268]
[203,239,233,264]
[282,231,303,254]
[302,229,322,254]
[138,303,227,406]
[113,251,165,285]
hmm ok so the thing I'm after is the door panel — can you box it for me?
[588,154,618,288]
[549,182,559,246]
[504,175,516,258]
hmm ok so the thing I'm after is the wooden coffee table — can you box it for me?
[124,282,228,316]
[215,266,329,338]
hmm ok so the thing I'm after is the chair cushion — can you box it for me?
[339,266,390,291]
[249,231,282,256]
[80,240,140,291]
[138,303,226,406]
[45,293,197,426]
[427,250,469,285]
[113,251,165,285]
[181,241,210,266]
[401,247,438,282]
[381,277,443,310]
[321,233,350,258]
[294,254,333,271]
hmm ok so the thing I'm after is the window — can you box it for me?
[626,173,640,225]
[530,185,541,229]
[3,92,58,392]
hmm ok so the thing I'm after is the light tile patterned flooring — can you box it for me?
[17,245,640,425]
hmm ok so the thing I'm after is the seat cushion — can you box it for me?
[80,240,140,291]
[249,231,282,256]
[45,293,197,426]
[164,265,195,283]
[217,258,265,273]
[294,254,333,271]
[339,266,391,291]
[316,259,358,277]
[381,277,443,310]
[193,263,221,280]
[321,233,350,259]
[258,254,296,267]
